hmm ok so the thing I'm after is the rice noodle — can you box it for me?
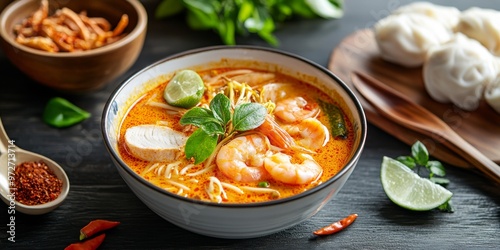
[146,93,185,113]
[206,69,254,86]
[186,164,215,177]
[220,182,245,195]
[142,162,161,175]
[240,186,280,198]
[165,179,190,191]
[179,164,196,175]
[206,176,227,203]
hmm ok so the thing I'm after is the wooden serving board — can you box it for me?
[329,29,500,168]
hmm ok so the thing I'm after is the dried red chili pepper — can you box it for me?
[80,219,120,240]
[65,233,106,250]
[313,213,358,236]
[12,161,62,205]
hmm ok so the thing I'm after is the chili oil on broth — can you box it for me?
[117,67,355,203]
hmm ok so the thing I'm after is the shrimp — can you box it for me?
[255,116,314,154]
[283,118,330,150]
[264,153,322,185]
[216,134,271,182]
[255,116,295,150]
[274,96,320,123]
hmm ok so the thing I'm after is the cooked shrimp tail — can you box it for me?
[255,116,314,154]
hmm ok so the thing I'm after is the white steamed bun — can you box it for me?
[393,2,460,31]
[455,7,500,56]
[423,34,498,111]
[374,13,452,67]
[485,70,500,114]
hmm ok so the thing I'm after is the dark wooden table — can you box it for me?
[1,0,499,249]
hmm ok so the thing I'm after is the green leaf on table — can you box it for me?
[42,97,90,128]
[411,141,429,166]
[391,140,454,212]
[427,160,446,177]
[430,176,450,186]
[437,200,454,213]
[396,156,416,169]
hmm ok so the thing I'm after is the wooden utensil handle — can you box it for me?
[443,132,500,184]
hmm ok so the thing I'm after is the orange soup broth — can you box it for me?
[118,68,355,203]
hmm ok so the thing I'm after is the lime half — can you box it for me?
[164,69,205,109]
[381,156,452,211]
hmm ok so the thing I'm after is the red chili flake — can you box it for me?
[12,161,63,205]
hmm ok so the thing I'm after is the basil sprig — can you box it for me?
[397,141,454,212]
[155,0,344,46]
[180,93,267,164]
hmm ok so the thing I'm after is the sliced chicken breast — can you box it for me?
[125,124,187,162]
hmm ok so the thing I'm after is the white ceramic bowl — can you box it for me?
[102,46,367,239]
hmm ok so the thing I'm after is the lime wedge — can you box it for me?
[164,69,205,109]
[381,156,452,211]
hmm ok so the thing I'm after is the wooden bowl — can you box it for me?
[0,0,147,92]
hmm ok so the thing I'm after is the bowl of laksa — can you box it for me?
[102,46,367,239]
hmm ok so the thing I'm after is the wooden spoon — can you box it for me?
[351,72,500,184]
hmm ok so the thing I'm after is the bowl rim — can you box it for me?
[101,45,367,208]
[0,0,147,57]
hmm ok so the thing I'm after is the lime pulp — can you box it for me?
[164,69,205,109]
[380,156,452,211]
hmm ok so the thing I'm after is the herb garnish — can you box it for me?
[155,0,344,46]
[397,141,454,212]
[180,93,267,164]
[42,97,91,128]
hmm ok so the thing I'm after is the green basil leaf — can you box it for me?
[428,160,446,177]
[210,93,231,125]
[184,0,219,30]
[396,156,416,169]
[430,177,450,186]
[184,0,217,14]
[288,0,317,18]
[238,1,254,22]
[155,0,185,19]
[437,200,454,213]
[179,107,214,126]
[42,97,90,128]
[257,17,278,46]
[199,121,225,136]
[185,129,218,164]
[305,0,344,18]
[232,103,266,131]
[218,18,236,45]
[411,141,429,165]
